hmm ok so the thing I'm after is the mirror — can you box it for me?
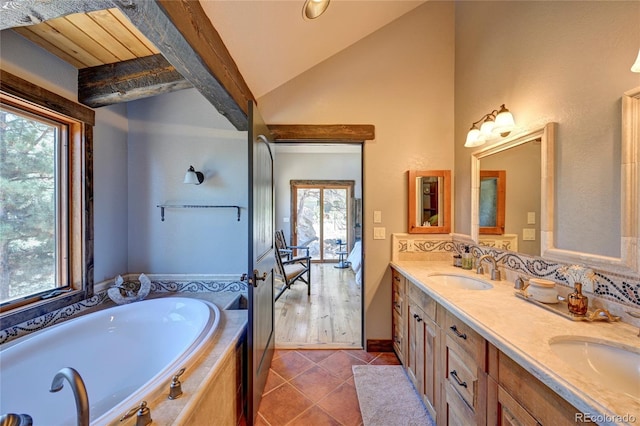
[540,87,639,275]
[408,170,451,234]
[471,124,554,256]
[479,170,506,235]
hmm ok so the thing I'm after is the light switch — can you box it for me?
[373,210,382,223]
[373,227,386,240]
[527,212,536,225]
[283,217,290,223]
[523,228,536,241]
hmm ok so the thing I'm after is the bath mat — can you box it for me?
[353,365,435,426]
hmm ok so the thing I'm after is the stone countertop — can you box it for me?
[391,261,640,425]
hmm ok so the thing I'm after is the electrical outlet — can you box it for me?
[407,240,415,252]
[283,217,289,223]
[373,227,386,240]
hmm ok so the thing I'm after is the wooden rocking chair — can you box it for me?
[274,230,311,301]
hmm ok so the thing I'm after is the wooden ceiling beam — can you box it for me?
[268,125,376,142]
[113,0,254,130]
[78,54,192,108]
[2,0,254,131]
[0,1,114,29]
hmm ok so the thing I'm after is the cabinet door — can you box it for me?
[423,316,438,420]
[407,303,424,394]
[392,269,406,362]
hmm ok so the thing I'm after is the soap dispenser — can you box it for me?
[461,246,473,270]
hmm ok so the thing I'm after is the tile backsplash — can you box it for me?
[391,234,640,313]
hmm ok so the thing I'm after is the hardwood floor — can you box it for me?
[275,263,362,349]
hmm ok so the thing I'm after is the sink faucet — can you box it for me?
[49,367,89,426]
[476,254,501,281]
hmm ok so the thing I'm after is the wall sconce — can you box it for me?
[632,48,640,73]
[303,0,330,20]
[183,166,204,185]
[464,104,515,148]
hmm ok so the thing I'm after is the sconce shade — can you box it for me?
[465,126,485,148]
[303,0,330,19]
[632,48,640,73]
[480,116,495,136]
[493,105,515,136]
[184,166,204,185]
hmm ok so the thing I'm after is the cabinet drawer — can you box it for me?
[445,343,478,409]
[443,381,476,426]
[444,310,486,367]
[408,282,436,321]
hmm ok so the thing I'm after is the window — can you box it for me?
[0,104,69,305]
[0,70,94,315]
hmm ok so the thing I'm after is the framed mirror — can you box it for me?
[479,170,506,235]
[541,87,639,275]
[408,170,451,234]
[471,123,555,256]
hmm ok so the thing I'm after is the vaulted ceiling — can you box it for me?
[1,0,424,135]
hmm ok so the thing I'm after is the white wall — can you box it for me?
[259,2,456,341]
[274,146,361,244]
[0,29,130,283]
[126,89,248,274]
[454,1,640,258]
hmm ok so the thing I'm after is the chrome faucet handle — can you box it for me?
[120,401,152,426]
[626,311,640,337]
[491,268,501,281]
[475,264,484,275]
[0,413,33,426]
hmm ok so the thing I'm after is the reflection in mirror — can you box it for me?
[408,170,451,234]
[471,124,554,256]
[479,170,505,235]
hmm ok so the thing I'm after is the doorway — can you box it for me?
[273,143,363,349]
[291,181,354,263]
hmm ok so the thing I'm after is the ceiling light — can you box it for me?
[632,48,640,73]
[303,0,330,20]
[464,104,515,148]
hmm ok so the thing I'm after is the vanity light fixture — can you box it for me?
[183,166,204,185]
[464,104,515,148]
[631,48,640,73]
[303,0,330,20]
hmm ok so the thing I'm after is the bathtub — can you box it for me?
[0,297,220,425]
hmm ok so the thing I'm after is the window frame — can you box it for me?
[0,69,94,324]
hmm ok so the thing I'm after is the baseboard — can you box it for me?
[366,339,393,352]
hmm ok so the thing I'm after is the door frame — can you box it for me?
[290,179,355,263]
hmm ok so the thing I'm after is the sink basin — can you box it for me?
[549,337,640,400]
[427,274,493,290]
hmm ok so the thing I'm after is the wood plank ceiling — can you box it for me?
[12,8,159,69]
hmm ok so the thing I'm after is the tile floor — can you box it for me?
[255,349,401,426]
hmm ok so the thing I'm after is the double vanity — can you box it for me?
[390,261,639,425]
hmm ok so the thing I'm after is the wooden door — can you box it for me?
[247,101,275,424]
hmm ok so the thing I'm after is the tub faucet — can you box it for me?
[49,367,89,426]
[476,254,501,281]
[0,413,33,426]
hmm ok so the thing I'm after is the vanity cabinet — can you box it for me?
[391,269,406,363]
[440,309,487,426]
[407,283,439,420]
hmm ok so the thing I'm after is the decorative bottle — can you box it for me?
[461,246,473,270]
[567,283,589,316]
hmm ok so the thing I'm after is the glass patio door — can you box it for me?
[292,182,352,262]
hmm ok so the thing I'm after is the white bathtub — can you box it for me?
[0,297,220,425]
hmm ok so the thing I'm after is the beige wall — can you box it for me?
[259,2,456,341]
[454,1,640,257]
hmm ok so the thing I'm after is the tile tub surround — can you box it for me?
[391,260,640,423]
[0,275,247,345]
[391,234,640,316]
